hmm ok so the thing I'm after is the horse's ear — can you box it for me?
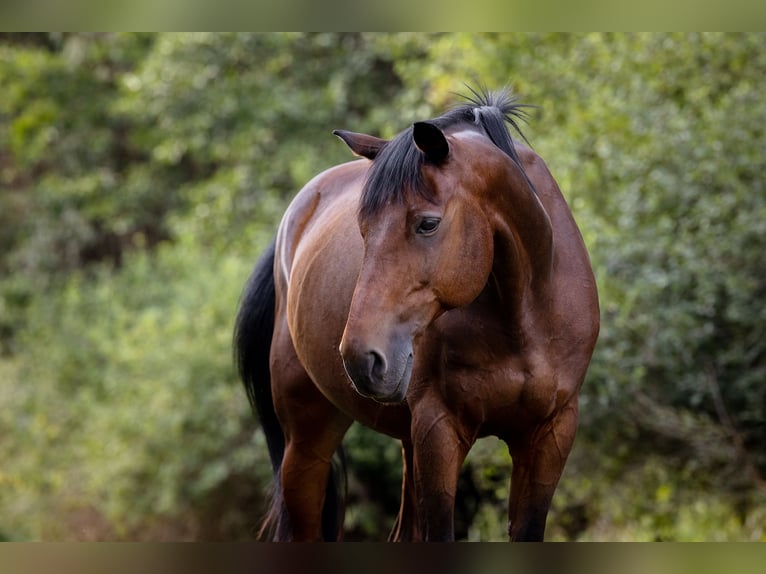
[413,121,449,163]
[333,130,388,160]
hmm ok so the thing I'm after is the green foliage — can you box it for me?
[0,238,272,539]
[1,33,764,541]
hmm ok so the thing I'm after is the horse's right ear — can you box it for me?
[333,130,388,160]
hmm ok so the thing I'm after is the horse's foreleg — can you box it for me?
[506,397,579,541]
[388,439,422,542]
[411,409,470,541]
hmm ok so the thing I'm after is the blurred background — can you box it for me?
[0,33,764,541]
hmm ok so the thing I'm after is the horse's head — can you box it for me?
[336,119,509,403]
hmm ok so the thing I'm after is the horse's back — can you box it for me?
[275,160,366,286]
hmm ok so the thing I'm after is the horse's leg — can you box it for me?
[280,416,349,541]
[271,320,352,541]
[506,397,579,541]
[410,407,471,541]
[388,439,422,542]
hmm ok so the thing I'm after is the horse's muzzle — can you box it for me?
[339,339,413,404]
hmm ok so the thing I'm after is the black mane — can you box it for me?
[359,87,533,218]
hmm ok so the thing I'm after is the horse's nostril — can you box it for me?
[367,350,386,381]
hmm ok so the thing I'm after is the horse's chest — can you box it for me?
[423,324,561,434]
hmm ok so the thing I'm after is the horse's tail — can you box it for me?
[234,237,346,541]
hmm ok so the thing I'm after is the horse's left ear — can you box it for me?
[333,130,388,160]
[413,121,449,163]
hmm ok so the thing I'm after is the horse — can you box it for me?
[234,87,599,541]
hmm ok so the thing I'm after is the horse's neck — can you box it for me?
[488,179,555,328]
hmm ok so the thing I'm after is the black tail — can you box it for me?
[234,237,346,541]
[234,238,282,472]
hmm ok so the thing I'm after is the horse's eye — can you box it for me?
[416,217,441,236]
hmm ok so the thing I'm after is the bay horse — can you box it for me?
[234,87,599,541]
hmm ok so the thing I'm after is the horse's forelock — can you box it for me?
[359,87,533,218]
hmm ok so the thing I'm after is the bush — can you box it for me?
[0,237,273,539]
